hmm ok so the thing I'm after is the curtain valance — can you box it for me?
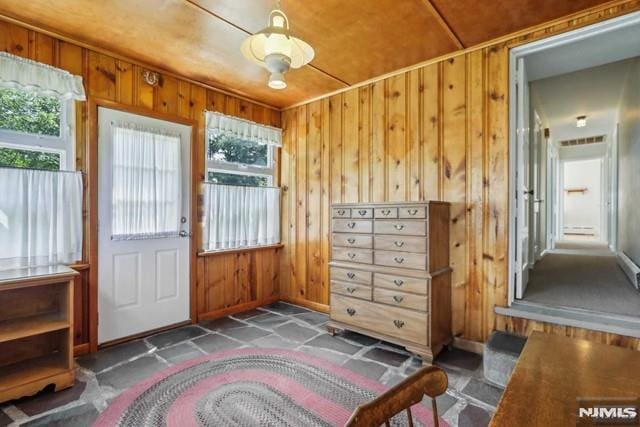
[202,183,280,251]
[205,111,282,147]
[0,167,83,270]
[0,52,86,101]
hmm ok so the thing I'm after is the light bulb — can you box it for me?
[268,72,287,89]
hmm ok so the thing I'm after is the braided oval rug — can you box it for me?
[94,348,444,427]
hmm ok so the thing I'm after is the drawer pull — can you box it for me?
[394,257,405,264]
[347,308,356,316]
[382,209,391,216]
[393,295,404,303]
[347,252,357,259]
[347,222,357,229]
[394,224,405,231]
[358,209,368,216]
[347,272,356,279]
[338,209,346,216]
[346,287,356,294]
[393,320,405,329]
[393,279,404,286]
[347,238,356,244]
[393,241,405,247]
[408,208,419,216]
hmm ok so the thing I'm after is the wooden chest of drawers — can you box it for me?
[327,201,451,364]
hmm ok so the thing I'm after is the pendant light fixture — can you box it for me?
[241,2,314,90]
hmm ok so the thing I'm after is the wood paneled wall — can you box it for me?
[497,315,640,350]
[196,247,281,320]
[280,0,640,343]
[0,18,281,351]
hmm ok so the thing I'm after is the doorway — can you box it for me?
[97,107,192,344]
[508,12,640,318]
[560,158,603,243]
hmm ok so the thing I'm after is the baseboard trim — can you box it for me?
[617,251,640,290]
[453,336,485,354]
[197,297,280,322]
[281,297,330,314]
[73,343,90,357]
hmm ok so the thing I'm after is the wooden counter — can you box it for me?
[0,266,77,403]
[491,331,640,426]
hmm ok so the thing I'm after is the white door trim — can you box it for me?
[97,107,192,344]
[507,11,640,306]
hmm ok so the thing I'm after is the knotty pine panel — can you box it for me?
[280,0,640,345]
[0,17,281,349]
[496,314,640,351]
[195,247,281,319]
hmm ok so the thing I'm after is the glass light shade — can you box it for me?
[268,72,287,90]
[264,33,292,58]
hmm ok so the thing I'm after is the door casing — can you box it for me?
[88,99,198,351]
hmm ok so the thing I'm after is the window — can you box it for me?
[206,132,275,186]
[0,87,75,171]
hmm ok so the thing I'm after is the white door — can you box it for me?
[98,107,191,344]
[515,58,531,299]
[532,115,543,260]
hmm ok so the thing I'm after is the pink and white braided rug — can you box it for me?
[94,348,444,426]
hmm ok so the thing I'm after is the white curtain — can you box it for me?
[0,168,83,270]
[206,111,282,147]
[203,184,280,250]
[0,52,86,100]
[111,124,182,240]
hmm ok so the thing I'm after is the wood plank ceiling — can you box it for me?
[0,0,614,108]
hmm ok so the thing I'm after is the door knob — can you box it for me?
[179,230,189,238]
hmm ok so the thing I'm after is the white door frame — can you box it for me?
[507,11,640,305]
[95,103,196,345]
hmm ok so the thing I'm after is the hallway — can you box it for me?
[524,247,640,317]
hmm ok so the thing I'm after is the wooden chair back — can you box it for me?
[345,365,448,427]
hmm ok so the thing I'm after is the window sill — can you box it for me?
[198,243,284,257]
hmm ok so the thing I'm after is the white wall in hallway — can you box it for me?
[618,57,640,266]
[562,158,602,238]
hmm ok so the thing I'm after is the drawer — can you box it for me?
[374,207,398,218]
[331,267,372,285]
[331,294,427,345]
[333,233,373,249]
[332,281,371,300]
[374,235,426,253]
[374,220,426,236]
[375,250,427,270]
[351,208,373,219]
[375,273,428,294]
[374,288,428,311]
[398,206,427,219]
[333,208,351,218]
[333,247,373,264]
[333,219,373,234]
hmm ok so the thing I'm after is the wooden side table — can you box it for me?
[0,266,77,403]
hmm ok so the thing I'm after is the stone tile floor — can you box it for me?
[0,301,500,426]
